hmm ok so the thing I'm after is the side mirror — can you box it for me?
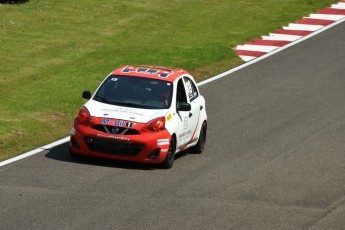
[177,102,191,112]
[82,90,91,99]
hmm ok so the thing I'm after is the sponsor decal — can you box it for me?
[183,117,188,129]
[102,118,134,128]
[166,113,173,121]
[179,130,191,139]
[122,66,172,78]
[102,118,111,125]
[96,134,130,142]
[102,108,144,116]
[114,120,133,128]
[160,149,169,153]
[157,139,169,145]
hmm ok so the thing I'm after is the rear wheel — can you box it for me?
[160,138,175,169]
[191,122,207,154]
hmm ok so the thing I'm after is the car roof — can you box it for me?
[111,65,190,82]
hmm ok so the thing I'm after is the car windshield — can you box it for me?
[93,75,173,109]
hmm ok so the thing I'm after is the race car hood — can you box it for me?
[84,99,168,123]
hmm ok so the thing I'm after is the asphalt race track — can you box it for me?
[1,22,345,230]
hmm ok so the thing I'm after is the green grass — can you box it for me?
[0,0,339,161]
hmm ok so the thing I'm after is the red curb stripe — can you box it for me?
[295,18,334,25]
[316,8,345,15]
[245,39,290,47]
[274,29,312,36]
[233,49,267,57]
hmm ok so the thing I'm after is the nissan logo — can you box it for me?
[111,127,120,134]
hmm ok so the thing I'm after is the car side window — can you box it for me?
[183,77,199,102]
[176,79,187,109]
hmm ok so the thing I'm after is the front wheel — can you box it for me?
[191,122,207,154]
[160,138,175,169]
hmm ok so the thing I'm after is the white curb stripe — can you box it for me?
[306,14,345,21]
[283,23,324,31]
[331,3,345,9]
[235,44,279,52]
[262,33,303,41]
[238,56,256,62]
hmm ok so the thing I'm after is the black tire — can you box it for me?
[191,122,207,154]
[160,138,175,169]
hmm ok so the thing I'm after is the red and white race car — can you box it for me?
[69,65,208,168]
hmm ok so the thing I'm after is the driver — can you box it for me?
[157,86,171,107]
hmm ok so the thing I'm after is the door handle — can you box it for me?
[200,105,203,110]
[189,112,192,117]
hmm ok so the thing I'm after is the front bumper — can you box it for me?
[69,119,171,163]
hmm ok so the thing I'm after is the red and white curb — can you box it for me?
[234,1,345,62]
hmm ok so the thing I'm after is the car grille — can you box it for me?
[84,136,144,156]
[92,125,140,135]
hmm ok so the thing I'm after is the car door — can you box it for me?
[183,76,201,143]
[175,77,201,148]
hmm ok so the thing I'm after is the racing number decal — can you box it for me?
[185,80,193,99]
[184,77,198,101]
